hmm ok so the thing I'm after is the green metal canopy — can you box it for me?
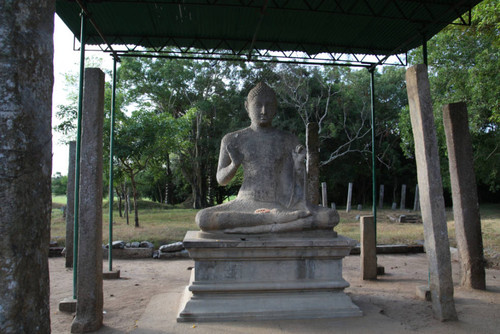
[56,0,482,67]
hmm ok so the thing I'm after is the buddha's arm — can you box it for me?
[216,138,242,186]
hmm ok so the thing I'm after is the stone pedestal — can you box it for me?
[177,231,361,322]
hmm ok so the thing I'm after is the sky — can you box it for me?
[52,15,113,176]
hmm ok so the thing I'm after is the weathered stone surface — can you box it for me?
[103,247,153,259]
[103,270,121,280]
[413,184,420,211]
[140,241,154,248]
[398,215,422,224]
[406,64,457,321]
[378,184,385,209]
[195,83,338,234]
[443,102,485,290]
[66,141,76,268]
[361,216,377,280]
[59,297,77,313]
[106,240,125,249]
[0,1,54,333]
[416,285,432,301]
[321,182,328,207]
[159,249,190,259]
[400,184,407,210]
[71,68,105,333]
[159,242,184,253]
[346,182,353,212]
[178,231,360,322]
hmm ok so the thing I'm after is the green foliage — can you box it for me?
[404,0,500,193]
[51,172,68,196]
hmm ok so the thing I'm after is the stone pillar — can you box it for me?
[306,122,320,205]
[406,64,457,321]
[413,185,420,211]
[346,182,353,213]
[443,102,485,290]
[65,141,76,268]
[378,184,384,209]
[361,216,377,280]
[400,184,406,210]
[0,2,54,333]
[71,68,105,333]
[321,182,328,207]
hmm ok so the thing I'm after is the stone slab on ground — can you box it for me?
[178,230,361,322]
[59,297,77,313]
[103,270,121,280]
[416,285,432,301]
[103,248,153,259]
[350,244,424,255]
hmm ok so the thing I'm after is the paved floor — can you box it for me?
[50,254,500,334]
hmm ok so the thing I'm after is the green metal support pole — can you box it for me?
[73,10,86,300]
[422,36,428,66]
[108,57,117,271]
[369,68,377,243]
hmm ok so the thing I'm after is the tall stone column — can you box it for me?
[378,184,384,209]
[321,182,328,207]
[306,122,320,205]
[71,68,105,333]
[406,64,457,321]
[361,216,377,280]
[346,182,353,212]
[443,102,485,290]
[413,185,420,211]
[0,1,54,333]
[66,141,76,268]
[400,184,406,210]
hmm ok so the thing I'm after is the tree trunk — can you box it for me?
[0,1,54,332]
[125,184,130,225]
[130,173,140,227]
[116,187,122,218]
[306,122,320,205]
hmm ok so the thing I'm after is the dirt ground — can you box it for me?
[50,253,500,333]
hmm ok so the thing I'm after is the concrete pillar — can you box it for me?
[346,182,353,213]
[361,216,377,280]
[306,122,320,205]
[66,141,76,268]
[378,184,384,209]
[400,184,406,210]
[406,64,457,321]
[71,68,105,333]
[0,2,54,333]
[443,102,485,290]
[413,185,420,211]
[321,182,327,207]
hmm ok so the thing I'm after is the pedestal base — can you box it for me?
[177,231,362,322]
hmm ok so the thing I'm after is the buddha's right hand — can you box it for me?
[226,143,243,166]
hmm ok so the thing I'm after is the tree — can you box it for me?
[402,0,500,197]
[113,110,174,226]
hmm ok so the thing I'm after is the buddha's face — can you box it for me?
[246,93,277,128]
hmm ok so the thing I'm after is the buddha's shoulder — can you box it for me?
[221,127,252,142]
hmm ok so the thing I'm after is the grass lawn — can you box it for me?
[51,196,500,266]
